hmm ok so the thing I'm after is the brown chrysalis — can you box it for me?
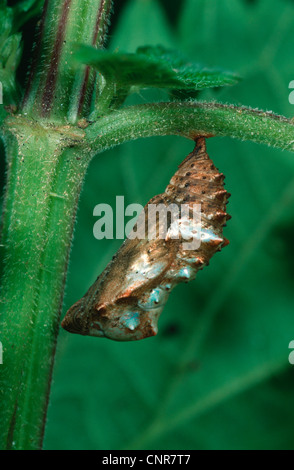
[61,137,230,341]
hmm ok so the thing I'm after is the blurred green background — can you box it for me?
[41,0,294,449]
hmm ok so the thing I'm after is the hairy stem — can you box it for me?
[0,0,113,451]
[0,118,88,450]
[86,101,294,153]
[22,0,113,123]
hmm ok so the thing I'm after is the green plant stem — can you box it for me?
[0,0,113,450]
[22,0,113,123]
[86,101,294,153]
[0,117,88,450]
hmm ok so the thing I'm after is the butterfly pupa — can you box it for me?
[61,137,230,341]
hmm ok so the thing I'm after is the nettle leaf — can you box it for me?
[137,45,240,90]
[75,44,240,98]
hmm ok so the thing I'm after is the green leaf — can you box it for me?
[0,33,22,69]
[13,0,43,13]
[0,0,42,106]
[0,106,7,125]
[0,3,13,45]
[137,44,240,90]
[12,0,44,31]
[0,0,43,34]
[0,32,22,105]
[75,45,239,100]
